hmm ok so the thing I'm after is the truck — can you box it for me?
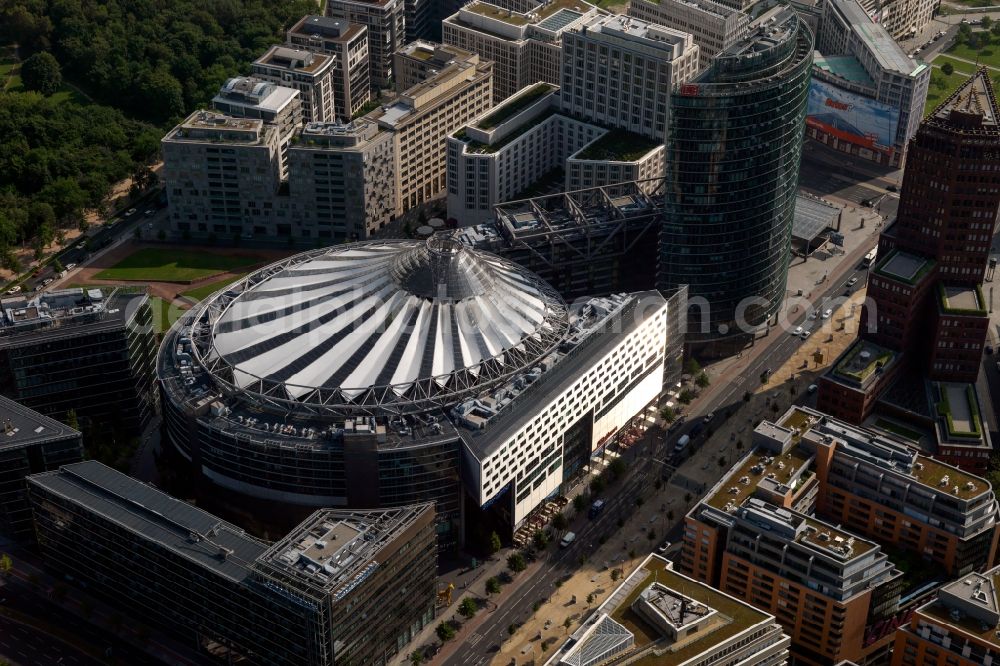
[560,531,577,548]
[588,499,606,519]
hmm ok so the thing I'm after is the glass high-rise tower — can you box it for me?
[658,9,813,350]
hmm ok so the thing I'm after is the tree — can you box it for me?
[563,617,572,633]
[532,530,549,550]
[410,650,424,665]
[992,22,1000,37]
[587,593,595,604]
[667,509,675,522]
[21,51,62,96]
[572,494,586,513]
[941,62,954,76]
[552,512,568,531]
[65,409,79,431]
[590,475,605,495]
[647,528,656,541]
[436,622,456,642]
[459,597,478,619]
[51,258,63,273]
[718,456,727,468]
[0,553,12,578]
[685,358,701,375]
[611,568,622,582]
[489,530,502,557]
[157,229,167,241]
[507,552,527,573]
[660,405,676,423]
[982,15,993,30]
[695,372,710,388]
[486,577,501,595]
[684,492,693,504]
[743,390,753,403]
[508,623,517,635]
[678,389,695,404]
[608,457,626,480]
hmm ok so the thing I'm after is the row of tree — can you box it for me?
[2,0,315,123]
[0,91,161,269]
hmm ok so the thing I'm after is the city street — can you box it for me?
[0,614,104,666]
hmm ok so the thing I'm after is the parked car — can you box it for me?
[657,540,672,555]
[793,326,803,336]
[847,277,859,287]
[821,309,833,319]
[675,435,691,452]
[800,329,812,340]
[6,285,21,294]
[703,412,715,424]
[65,263,76,270]
[144,209,155,217]
[886,184,898,192]
[560,532,577,548]
[41,278,53,287]
[807,384,818,394]
[126,208,137,216]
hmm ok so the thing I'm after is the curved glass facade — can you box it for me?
[658,12,814,344]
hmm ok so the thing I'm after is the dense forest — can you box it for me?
[0,0,313,267]
[2,0,315,122]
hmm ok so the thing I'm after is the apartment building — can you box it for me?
[162,111,284,238]
[287,15,372,120]
[892,566,1000,666]
[369,49,492,215]
[560,15,700,142]
[628,0,749,69]
[682,407,1000,663]
[0,396,81,540]
[211,77,302,178]
[812,0,930,166]
[0,287,157,441]
[442,0,600,102]
[251,46,336,123]
[546,554,791,666]
[28,461,437,666]
[326,0,406,89]
[288,120,396,239]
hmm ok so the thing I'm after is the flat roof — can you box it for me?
[828,0,920,75]
[813,54,875,87]
[28,461,267,583]
[0,395,80,451]
[875,249,933,284]
[918,568,1000,650]
[831,338,897,385]
[792,194,839,243]
[941,284,984,312]
[706,447,813,511]
[459,291,667,460]
[0,289,148,347]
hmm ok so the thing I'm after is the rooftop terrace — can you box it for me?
[705,447,812,511]
[831,338,896,384]
[610,557,771,666]
[475,82,555,129]
[935,382,985,443]
[573,130,661,162]
[939,284,987,316]
[463,0,593,28]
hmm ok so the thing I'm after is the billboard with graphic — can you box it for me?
[806,79,900,156]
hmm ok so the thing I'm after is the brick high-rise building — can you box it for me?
[818,70,1000,472]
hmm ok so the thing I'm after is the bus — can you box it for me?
[862,247,878,268]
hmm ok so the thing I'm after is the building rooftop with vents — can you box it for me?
[546,555,790,666]
[0,286,148,344]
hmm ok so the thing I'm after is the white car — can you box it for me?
[793,326,803,336]
[6,286,21,294]
[821,309,833,319]
[800,329,812,340]
[41,278,53,287]
[847,277,858,287]
[65,263,76,270]
[126,208,137,216]
[657,540,672,555]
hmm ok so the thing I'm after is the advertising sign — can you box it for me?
[806,79,900,155]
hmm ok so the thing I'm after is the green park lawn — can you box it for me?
[181,273,247,301]
[924,66,971,116]
[945,32,1000,70]
[95,248,264,283]
[149,297,186,334]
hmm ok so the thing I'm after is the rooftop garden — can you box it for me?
[938,283,987,317]
[832,340,894,383]
[573,130,661,162]
[705,448,812,511]
[464,1,530,25]
[408,47,435,61]
[475,83,554,129]
[463,108,558,154]
[613,559,767,666]
[936,383,984,442]
[912,448,984,499]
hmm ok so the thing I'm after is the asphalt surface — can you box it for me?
[442,237,876,666]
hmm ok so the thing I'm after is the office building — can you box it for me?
[0,287,157,440]
[819,70,1000,470]
[28,460,436,666]
[287,15,372,120]
[657,8,813,352]
[369,48,492,215]
[448,14,698,224]
[809,0,930,166]
[0,396,81,539]
[326,0,406,89]
[251,46,337,123]
[288,120,397,239]
[546,554,791,666]
[681,405,1000,664]
[394,40,476,91]
[628,0,750,70]
[560,15,700,143]
[442,0,601,103]
[891,565,1000,666]
[159,238,674,546]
